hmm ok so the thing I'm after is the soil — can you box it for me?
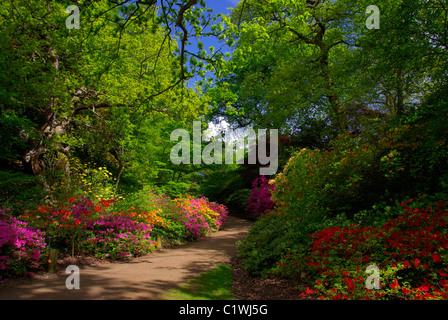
[230,257,310,300]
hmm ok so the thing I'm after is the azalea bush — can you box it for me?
[273,131,381,220]
[2,187,229,279]
[174,196,229,241]
[20,196,104,255]
[78,214,156,260]
[238,131,383,276]
[115,189,229,243]
[246,176,275,219]
[0,208,46,283]
[238,116,448,278]
[276,198,448,300]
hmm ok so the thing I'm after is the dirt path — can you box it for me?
[0,216,252,300]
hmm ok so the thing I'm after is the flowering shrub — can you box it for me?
[78,214,156,260]
[238,132,382,276]
[20,196,104,256]
[117,189,229,243]
[273,132,380,219]
[246,176,275,219]
[0,208,46,282]
[174,196,229,241]
[118,207,169,227]
[48,158,115,203]
[208,201,229,229]
[277,198,448,300]
[7,188,229,277]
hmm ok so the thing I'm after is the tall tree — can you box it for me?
[206,0,448,138]
[0,0,218,195]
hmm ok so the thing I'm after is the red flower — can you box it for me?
[402,287,412,295]
[68,197,76,203]
[344,277,355,293]
[432,253,442,263]
[414,258,421,268]
[390,279,400,290]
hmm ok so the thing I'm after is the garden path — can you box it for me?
[0,216,252,300]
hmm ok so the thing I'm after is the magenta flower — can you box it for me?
[246,176,275,219]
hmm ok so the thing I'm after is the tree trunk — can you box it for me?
[396,70,405,117]
[113,159,124,199]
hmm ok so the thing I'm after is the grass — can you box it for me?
[160,264,236,300]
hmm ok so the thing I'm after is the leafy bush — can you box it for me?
[238,113,448,279]
[237,212,304,276]
[0,208,46,283]
[0,171,43,211]
[49,158,115,203]
[377,106,448,199]
[225,188,252,216]
[273,131,382,220]
[237,131,384,275]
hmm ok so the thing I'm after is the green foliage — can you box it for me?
[155,181,195,199]
[199,163,245,204]
[0,0,218,206]
[0,171,43,211]
[0,111,35,161]
[274,131,383,220]
[237,213,307,276]
[225,188,252,217]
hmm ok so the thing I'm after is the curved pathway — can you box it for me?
[0,216,252,300]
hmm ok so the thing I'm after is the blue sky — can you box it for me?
[187,1,241,132]
[207,0,239,15]
[185,0,240,88]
